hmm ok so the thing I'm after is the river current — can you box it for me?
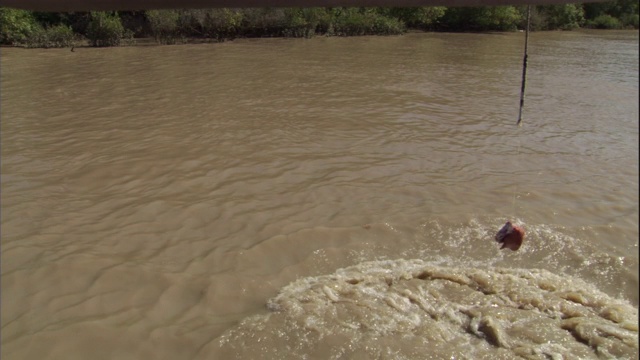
[2,30,638,359]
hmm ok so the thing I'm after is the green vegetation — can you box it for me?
[26,24,75,48]
[583,0,639,28]
[146,9,181,44]
[329,8,406,36]
[1,2,638,48]
[589,14,623,28]
[0,8,40,45]
[86,11,133,46]
[538,4,585,30]
[438,6,523,31]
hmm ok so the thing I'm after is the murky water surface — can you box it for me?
[2,30,638,359]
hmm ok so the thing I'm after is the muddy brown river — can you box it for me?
[2,30,638,359]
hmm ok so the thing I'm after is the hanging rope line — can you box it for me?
[511,139,521,215]
[517,4,532,126]
[510,6,531,217]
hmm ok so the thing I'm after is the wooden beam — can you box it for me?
[0,0,608,12]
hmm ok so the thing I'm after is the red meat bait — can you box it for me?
[495,221,525,251]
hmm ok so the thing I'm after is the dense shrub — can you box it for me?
[332,8,367,35]
[331,8,406,36]
[119,11,150,37]
[175,10,209,38]
[241,8,288,36]
[478,6,522,31]
[2,4,639,48]
[620,13,639,28]
[305,8,333,34]
[146,9,180,44]
[282,8,327,38]
[26,24,75,48]
[586,0,638,20]
[386,7,446,29]
[516,6,543,31]
[200,9,244,39]
[86,11,131,46]
[538,4,585,30]
[439,6,522,31]
[370,15,406,35]
[0,8,39,45]
[588,14,623,28]
[32,12,67,27]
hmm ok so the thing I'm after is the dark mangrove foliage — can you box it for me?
[1,2,638,48]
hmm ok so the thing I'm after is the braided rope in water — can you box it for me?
[512,5,531,216]
[517,4,532,126]
[512,139,521,215]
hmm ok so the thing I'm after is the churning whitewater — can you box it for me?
[217,259,638,359]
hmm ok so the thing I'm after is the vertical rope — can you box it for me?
[512,5,531,216]
[511,140,521,216]
[517,5,531,127]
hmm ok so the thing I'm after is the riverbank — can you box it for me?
[1,4,638,48]
[4,28,638,52]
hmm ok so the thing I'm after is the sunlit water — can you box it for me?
[2,30,638,359]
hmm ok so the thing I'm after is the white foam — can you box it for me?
[216,259,638,359]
